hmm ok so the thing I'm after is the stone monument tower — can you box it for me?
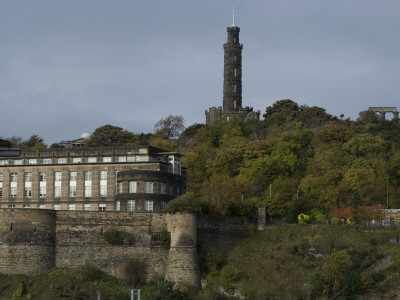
[205,13,260,125]
[223,25,242,112]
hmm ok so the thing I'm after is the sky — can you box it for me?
[1,0,400,145]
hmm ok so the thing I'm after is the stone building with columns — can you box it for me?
[368,107,399,121]
[0,143,185,212]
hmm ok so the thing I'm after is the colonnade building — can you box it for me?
[0,144,185,212]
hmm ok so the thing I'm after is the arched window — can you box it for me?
[233,84,237,93]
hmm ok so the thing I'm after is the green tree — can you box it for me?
[263,99,299,126]
[23,134,46,149]
[357,110,380,124]
[87,124,138,147]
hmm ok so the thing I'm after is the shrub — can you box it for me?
[204,250,225,275]
[11,284,30,300]
[159,226,171,248]
[298,213,310,224]
[331,217,340,225]
[143,281,190,300]
[220,267,240,291]
[104,229,123,245]
[80,262,102,282]
[104,229,133,245]
[123,258,145,286]
[346,217,355,226]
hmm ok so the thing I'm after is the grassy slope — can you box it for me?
[202,225,399,299]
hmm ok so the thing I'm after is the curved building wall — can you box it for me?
[115,170,185,213]
[0,209,56,275]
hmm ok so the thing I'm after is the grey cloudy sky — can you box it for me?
[1,0,400,144]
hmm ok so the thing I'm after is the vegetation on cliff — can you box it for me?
[200,225,400,299]
[172,100,400,222]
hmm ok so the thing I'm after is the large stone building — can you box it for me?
[205,21,260,125]
[0,143,185,212]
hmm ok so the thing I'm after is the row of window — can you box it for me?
[0,171,108,199]
[5,203,107,211]
[121,181,172,195]
[115,200,163,212]
[0,155,144,166]
[0,171,107,182]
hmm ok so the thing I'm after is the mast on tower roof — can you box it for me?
[231,7,238,27]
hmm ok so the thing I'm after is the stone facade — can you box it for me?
[0,145,185,212]
[0,209,253,291]
[205,25,260,125]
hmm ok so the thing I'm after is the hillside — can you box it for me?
[199,225,400,299]
[169,100,400,224]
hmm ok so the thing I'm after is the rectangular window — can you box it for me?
[100,171,107,180]
[25,172,32,182]
[99,203,106,211]
[54,186,61,198]
[10,187,17,198]
[100,184,107,197]
[72,157,82,163]
[40,172,47,182]
[54,171,62,198]
[14,159,22,165]
[84,185,91,197]
[88,157,97,163]
[68,204,75,211]
[127,200,135,212]
[84,204,91,211]
[161,201,167,210]
[129,181,137,193]
[23,204,30,209]
[39,204,45,209]
[58,158,67,164]
[0,160,8,166]
[144,182,153,194]
[119,183,123,194]
[8,204,15,208]
[127,156,135,162]
[55,172,62,181]
[0,187,2,199]
[135,155,140,162]
[144,200,153,212]
[160,183,165,194]
[70,171,77,181]
[69,185,77,197]
[118,156,127,162]
[116,201,120,211]
[103,157,112,163]
[28,159,37,165]
[100,170,107,197]
[43,158,52,164]
[53,204,60,210]
[84,171,92,181]
[10,173,17,182]
[0,174,3,182]
[39,186,46,198]
[25,186,32,198]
